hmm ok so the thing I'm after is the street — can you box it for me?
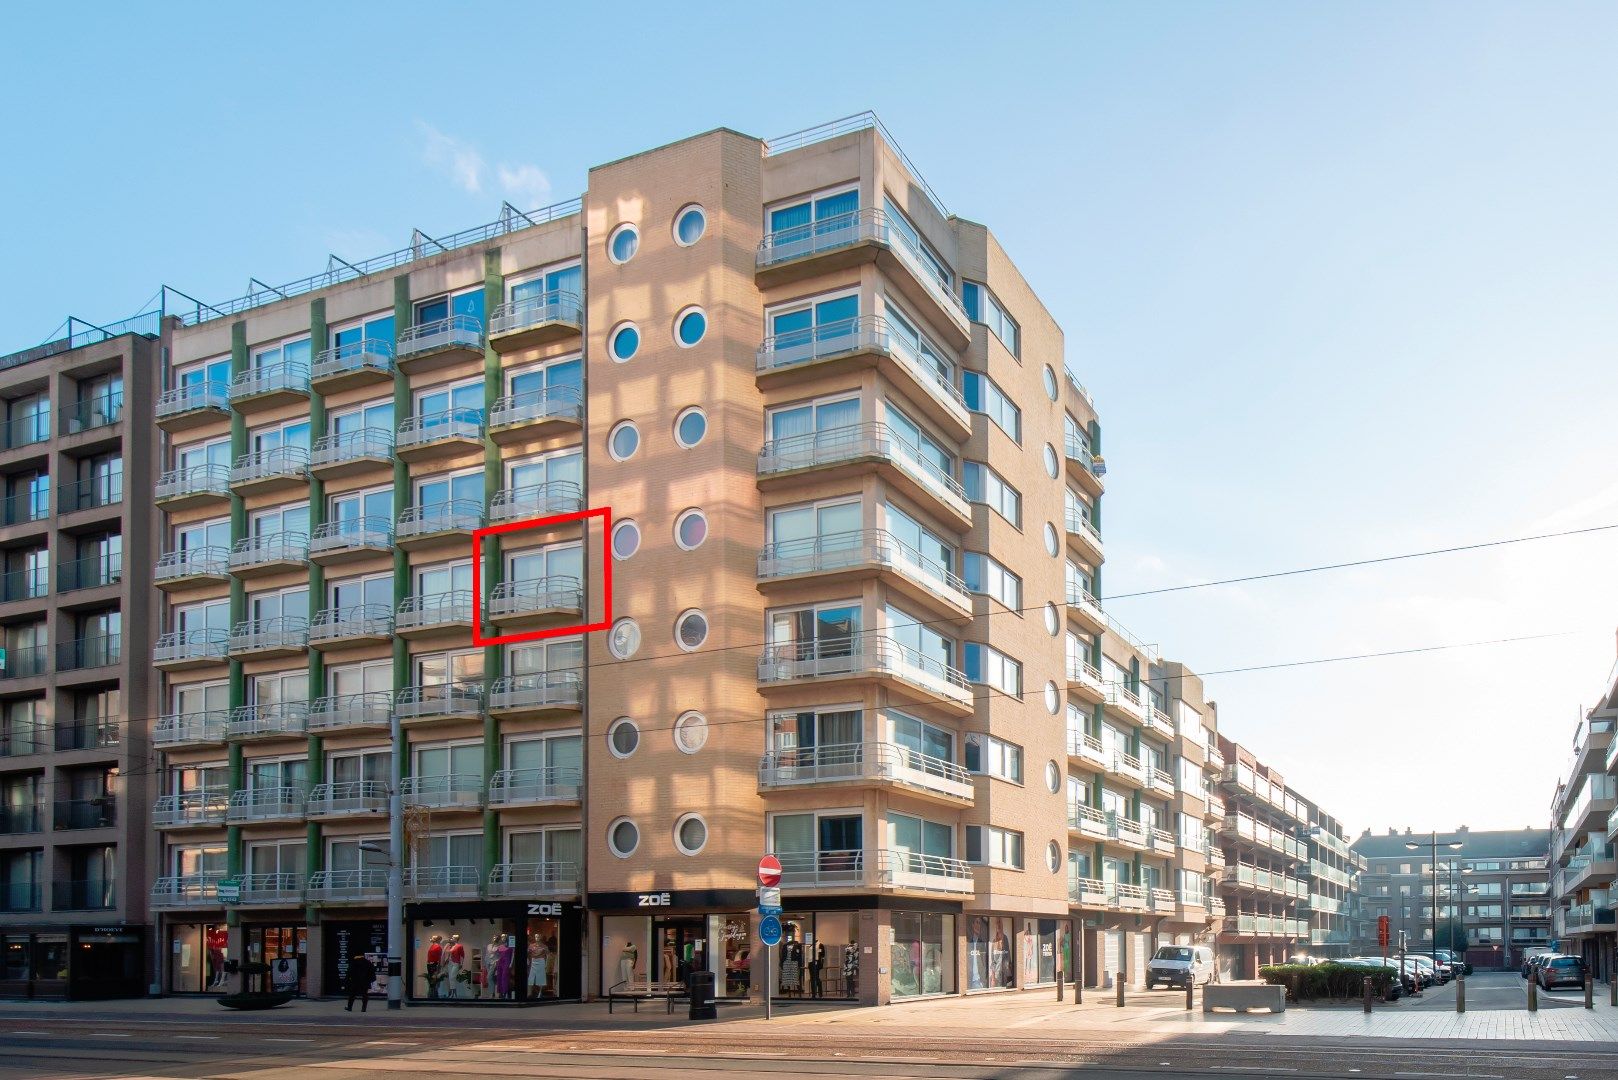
[1406,970,1591,1011]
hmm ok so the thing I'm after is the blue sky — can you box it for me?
[4,2,1615,833]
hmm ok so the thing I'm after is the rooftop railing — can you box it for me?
[763,112,949,217]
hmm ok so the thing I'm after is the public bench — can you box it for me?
[607,979,686,1013]
[1202,982,1286,1014]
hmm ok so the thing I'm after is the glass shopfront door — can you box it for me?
[247,924,306,995]
[651,917,706,984]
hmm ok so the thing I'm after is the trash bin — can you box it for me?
[687,969,717,1020]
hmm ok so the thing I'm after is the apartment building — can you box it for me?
[0,317,165,999]
[145,113,1230,1004]
[1305,809,1362,958]
[1548,653,1618,981]
[1352,827,1551,971]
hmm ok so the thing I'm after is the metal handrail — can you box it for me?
[396,314,484,357]
[228,616,309,651]
[489,480,584,521]
[764,111,949,217]
[403,865,482,896]
[488,575,583,614]
[154,627,228,662]
[758,740,972,791]
[311,427,393,465]
[488,766,583,804]
[309,603,394,639]
[758,421,967,504]
[400,773,484,807]
[756,314,965,411]
[490,384,584,427]
[396,589,474,626]
[230,360,310,398]
[157,462,230,499]
[231,445,310,482]
[310,516,394,552]
[229,532,309,567]
[488,289,583,335]
[1067,658,1104,687]
[757,629,971,698]
[228,701,309,738]
[312,338,395,380]
[1069,876,1108,904]
[60,392,125,433]
[775,848,971,890]
[488,668,583,710]
[58,471,123,511]
[150,875,222,905]
[157,383,228,415]
[154,710,229,745]
[1066,729,1105,762]
[488,862,578,895]
[152,792,229,825]
[396,500,483,535]
[239,872,304,901]
[226,786,307,821]
[1106,682,1146,718]
[58,552,123,591]
[1064,507,1103,546]
[756,527,968,599]
[756,208,963,318]
[307,691,395,731]
[1068,802,1107,830]
[395,680,484,719]
[397,406,484,446]
[307,780,391,815]
[308,868,389,899]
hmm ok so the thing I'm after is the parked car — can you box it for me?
[1405,955,1445,985]
[1337,957,1405,999]
[1433,949,1471,976]
[1537,955,1587,991]
[1145,945,1216,989]
[1418,953,1455,980]
[1522,951,1556,980]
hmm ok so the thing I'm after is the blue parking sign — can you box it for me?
[759,914,783,947]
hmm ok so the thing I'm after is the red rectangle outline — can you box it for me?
[470,505,612,646]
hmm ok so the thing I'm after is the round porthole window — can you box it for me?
[1043,365,1059,401]
[1044,522,1060,557]
[609,420,640,461]
[676,609,709,651]
[608,817,640,858]
[610,323,640,362]
[1043,443,1060,479]
[1044,680,1061,715]
[1047,841,1062,874]
[612,520,641,560]
[607,717,640,758]
[675,307,707,347]
[674,205,706,247]
[675,407,707,448]
[674,711,709,754]
[608,224,639,264]
[608,618,641,660]
[1045,760,1061,793]
[674,813,708,855]
[1044,603,1060,637]
[674,508,708,550]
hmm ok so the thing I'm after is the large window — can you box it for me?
[963,462,1021,527]
[882,197,953,291]
[884,605,953,672]
[884,504,953,578]
[329,486,393,529]
[964,643,1022,696]
[768,601,861,651]
[767,394,860,442]
[962,372,1021,443]
[884,403,955,486]
[507,355,582,407]
[415,469,481,509]
[769,187,859,238]
[250,502,310,539]
[966,734,1023,784]
[175,356,231,393]
[963,552,1021,609]
[509,262,581,304]
[507,448,582,498]
[252,335,312,373]
[329,311,395,355]
[888,813,955,862]
[414,287,484,327]
[768,499,862,557]
[768,292,860,356]
[329,399,393,437]
[886,709,953,762]
[966,825,1023,869]
[251,418,310,454]
[962,281,1019,357]
[415,378,483,422]
[508,542,583,586]
[768,707,862,754]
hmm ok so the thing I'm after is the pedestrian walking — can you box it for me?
[346,952,378,1012]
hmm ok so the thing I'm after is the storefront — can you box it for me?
[406,900,582,1004]
[775,910,859,1000]
[0,926,145,1000]
[591,889,755,999]
[889,909,955,999]
[244,923,307,995]
[1020,918,1070,986]
[168,921,229,993]
[322,920,387,999]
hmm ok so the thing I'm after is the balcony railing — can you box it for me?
[59,471,123,512]
[487,861,579,898]
[227,701,309,739]
[0,642,51,679]
[308,603,393,645]
[229,532,309,571]
[228,617,308,655]
[307,690,395,732]
[307,868,389,903]
[54,798,116,830]
[0,412,50,450]
[307,780,390,817]
[394,681,483,722]
[1108,811,1146,847]
[238,872,304,904]
[1110,882,1149,910]
[488,290,583,338]
[0,566,47,602]
[312,338,394,383]
[310,516,393,557]
[757,528,970,610]
[0,806,43,834]
[58,552,122,592]
[1065,512,1105,558]
[487,669,583,713]
[311,427,394,471]
[756,315,966,418]
[226,786,307,823]
[396,314,483,360]
[1069,876,1108,907]
[1105,683,1146,721]
[758,421,968,515]
[0,488,49,525]
[404,864,481,899]
[758,630,971,706]
[54,720,119,751]
[775,848,973,893]
[55,633,121,671]
[488,766,583,806]
[396,590,474,631]
[396,407,484,451]
[488,481,584,522]
[1068,802,1109,837]
[154,709,229,747]
[489,385,583,430]
[0,724,46,757]
[487,576,583,619]
[1067,729,1107,768]
[156,383,228,419]
[149,875,221,908]
[229,361,309,402]
[153,791,229,827]
[61,392,125,435]
[230,445,309,486]
[400,773,484,810]
[1067,658,1105,696]
[758,740,972,801]
[53,879,115,911]
[156,462,230,502]
[396,500,483,539]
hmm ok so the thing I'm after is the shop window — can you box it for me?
[966,915,1015,990]
[890,912,954,998]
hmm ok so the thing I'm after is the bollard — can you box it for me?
[1075,970,1083,1005]
[1362,975,1373,1014]
[1186,977,1194,1011]
[1056,968,1064,1002]
[1610,977,1616,1008]
[1528,975,1538,1012]
[1116,973,1125,1008]
[1456,975,1465,1014]
[1586,972,1594,1010]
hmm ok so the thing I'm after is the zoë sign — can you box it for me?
[637,892,673,907]
[527,903,563,916]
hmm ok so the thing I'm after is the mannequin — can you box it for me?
[842,943,859,999]
[205,927,228,990]
[617,938,638,989]
[446,934,466,999]
[780,929,802,995]
[492,936,512,999]
[528,933,550,997]
[990,925,1012,988]
[808,941,825,999]
[425,934,444,999]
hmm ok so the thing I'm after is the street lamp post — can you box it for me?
[360,712,405,1010]
[1407,833,1462,963]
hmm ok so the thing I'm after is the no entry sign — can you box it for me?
[758,854,782,888]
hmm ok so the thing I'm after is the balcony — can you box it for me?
[54,720,120,751]
[489,481,584,524]
[310,428,393,479]
[154,628,228,670]
[54,798,116,831]
[226,701,309,741]
[56,635,121,672]
[226,786,307,824]
[486,576,584,624]
[53,880,115,911]
[153,792,229,828]
[308,604,394,649]
[1064,431,1105,497]
[1069,876,1109,908]
[401,772,485,811]
[230,446,310,494]
[229,533,309,577]
[1110,883,1149,911]
[396,590,474,636]
[307,868,389,904]
[1107,812,1147,851]
[404,865,481,900]
[150,875,222,909]
[150,547,228,591]
[1147,767,1175,797]
[156,383,230,431]
[1564,852,1618,894]
[0,566,46,605]
[1149,887,1178,913]
[757,740,973,805]
[228,616,309,658]
[310,517,394,563]
[757,422,971,528]
[1206,844,1227,869]
[754,208,971,346]
[229,361,310,410]
[1068,802,1109,841]
[1066,586,1106,635]
[1067,729,1108,770]
[0,489,50,529]
[1110,751,1146,790]
[488,766,583,808]
[155,463,230,510]
[775,848,973,895]
[396,500,483,546]
[1148,826,1176,854]
[395,315,484,374]
[1104,683,1147,725]
[59,473,122,516]
[488,290,584,351]
[311,339,395,392]
[1146,708,1174,740]
[0,643,49,682]
[57,553,122,594]
[0,806,42,834]
[489,385,584,442]
[307,691,394,733]
[238,872,304,905]
[154,709,229,749]
[60,393,124,439]
[488,861,578,898]
[307,780,390,819]
[756,528,972,620]
[755,315,970,436]
[1206,746,1226,772]
[0,724,45,757]
[487,670,583,717]
[757,630,973,714]
[396,408,485,462]
[1066,658,1106,703]
[394,681,483,725]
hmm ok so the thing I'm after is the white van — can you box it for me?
[1145,945,1216,989]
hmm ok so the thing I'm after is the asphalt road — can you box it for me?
[1406,970,1590,1011]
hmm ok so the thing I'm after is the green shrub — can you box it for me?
[1260,962,1394,1001]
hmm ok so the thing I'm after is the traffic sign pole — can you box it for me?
[758,855,783,1019]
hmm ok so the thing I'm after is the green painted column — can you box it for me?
[479,250,505,880]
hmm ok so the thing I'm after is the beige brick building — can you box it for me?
[145,114,1238,1005]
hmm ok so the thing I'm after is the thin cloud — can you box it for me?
[497,164,552,208]
[417,120,485,195]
